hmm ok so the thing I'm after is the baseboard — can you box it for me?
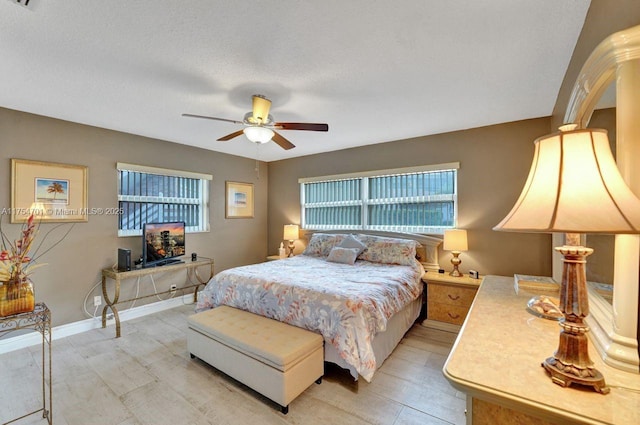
[0,293,196,355]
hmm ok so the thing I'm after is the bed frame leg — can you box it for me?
[280,405,289,415]
[189,353,195,359]
[315,376,322,384]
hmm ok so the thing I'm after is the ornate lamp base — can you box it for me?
[542,235,609,395]
[542,357,609,394]
[449,251,462,277]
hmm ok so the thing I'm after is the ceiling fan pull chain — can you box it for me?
[255,144,261,180]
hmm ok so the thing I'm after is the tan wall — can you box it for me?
[0,107,268,327]
[268,117,553,278]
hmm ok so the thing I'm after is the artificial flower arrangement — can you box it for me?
[0,214,45,282]
[0,214,72,316]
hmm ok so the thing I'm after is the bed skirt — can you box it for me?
[324,296,422,380]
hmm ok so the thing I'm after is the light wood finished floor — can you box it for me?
[0,305,466,425]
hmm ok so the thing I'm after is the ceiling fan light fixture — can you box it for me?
[183,94,328,150]
[243,126,274,144]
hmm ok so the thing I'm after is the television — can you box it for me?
[142,221,186,267]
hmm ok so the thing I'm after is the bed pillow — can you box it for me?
[337,234,367,256]
[326,247,360,265]
[302,233,346,257]
[356,234,419,266]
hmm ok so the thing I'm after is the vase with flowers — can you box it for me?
[0,214,48,317]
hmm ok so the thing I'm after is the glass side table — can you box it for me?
[0,303,52,425]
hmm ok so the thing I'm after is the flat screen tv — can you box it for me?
[142,221,186,267]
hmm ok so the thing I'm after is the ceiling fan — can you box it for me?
[182,94,329,150]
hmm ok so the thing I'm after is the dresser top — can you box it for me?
[421,271,481,287]
[443,275,640,425]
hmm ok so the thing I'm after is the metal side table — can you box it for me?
[0,303,52,425]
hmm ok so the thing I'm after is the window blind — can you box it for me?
[116,163,211,236]
[300,163,458,234]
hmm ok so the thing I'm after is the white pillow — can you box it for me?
[338,234,366,256]
[326,247,360,265]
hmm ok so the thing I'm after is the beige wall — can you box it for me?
[268,117,553,278]
[0,107,268,327]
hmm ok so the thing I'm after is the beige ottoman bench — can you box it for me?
[187,305,324,414]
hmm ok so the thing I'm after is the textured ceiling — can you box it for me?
[1,1,590,162]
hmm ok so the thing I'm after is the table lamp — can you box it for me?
[443,229,468,277]
[283,224,299,257]
[494,124,640,394]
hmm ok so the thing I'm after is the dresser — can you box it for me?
[444,275,640,425]
[422,272,480,332]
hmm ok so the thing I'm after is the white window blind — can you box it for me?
[117,163,212,236]
[300,163,459,234]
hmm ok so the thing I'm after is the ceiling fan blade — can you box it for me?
[182,113,243,125]
[272,131,296,150]
[274,122,329,132]
[217,129,245,141]
[251,95,272,124]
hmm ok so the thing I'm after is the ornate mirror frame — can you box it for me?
[563,24,640,373]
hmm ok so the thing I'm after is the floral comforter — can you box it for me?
[196,255,423,382]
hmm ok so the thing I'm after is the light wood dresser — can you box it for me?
[422,272,481,332]
[444,275,640,425]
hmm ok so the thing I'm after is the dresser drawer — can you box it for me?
[428,302,469,325]
[427,282,477,307]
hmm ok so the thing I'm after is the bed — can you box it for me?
[196,232,441,382]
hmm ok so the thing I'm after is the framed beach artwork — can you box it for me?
[10,159,88,223]
[225,181,254,218]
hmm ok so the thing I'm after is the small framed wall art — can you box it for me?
[10,159,88,223]
[225,181,254,219]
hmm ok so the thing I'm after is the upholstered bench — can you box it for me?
[187,305,324,414]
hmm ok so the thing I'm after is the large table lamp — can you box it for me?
[443,229,468,277]
[283,224,299,257]
[494,124,640,394]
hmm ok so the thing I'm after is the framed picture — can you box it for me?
[11,159,88,223]
[225,181,254,219]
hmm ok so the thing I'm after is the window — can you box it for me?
[299,163,459,234]
[117,163,212,236]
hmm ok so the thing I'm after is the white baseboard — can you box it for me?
[0,293,196,355]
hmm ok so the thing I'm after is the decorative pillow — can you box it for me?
[302,233,346,257]
[338,234,367,256]
[356,234,419,266]
[326,247,360,265]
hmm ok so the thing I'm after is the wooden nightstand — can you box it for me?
[422,272,481,333]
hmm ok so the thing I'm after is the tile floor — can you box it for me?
[0,305,466,425]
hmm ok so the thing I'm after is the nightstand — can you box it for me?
[266,255,285,261]
[422,272,481,333]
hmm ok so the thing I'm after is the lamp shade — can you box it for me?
[283,224,299,241]
[443,229,468,251]
[243,126,274,144]
[494,126,640,234]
